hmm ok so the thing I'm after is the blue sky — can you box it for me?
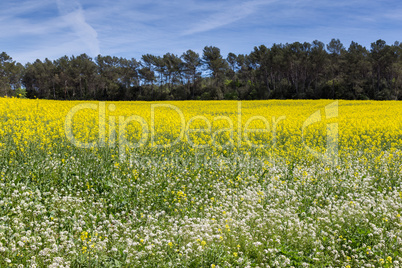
[1,0,402,64]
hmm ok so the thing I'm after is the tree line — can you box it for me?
[1,39,402,100]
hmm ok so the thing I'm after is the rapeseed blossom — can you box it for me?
[0,98,402,267]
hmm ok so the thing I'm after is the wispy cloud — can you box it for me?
[382,9,402,21]
[0,0,53,19]
[56,0,100,57]
[12,39,89,64]
[1,0,401,64]
[182,0,277,35]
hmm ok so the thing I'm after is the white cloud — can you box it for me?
[12,39,88,64]
[0,0,53,18]
[56,0,100,57]
[383,9,402,21]
[182,0,277,35]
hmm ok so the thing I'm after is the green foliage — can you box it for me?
[14,88,27,98]
[2,39,402,100]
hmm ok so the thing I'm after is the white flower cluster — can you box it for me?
[0,148,401,267]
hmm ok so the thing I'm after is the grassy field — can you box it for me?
[1,98,402,267]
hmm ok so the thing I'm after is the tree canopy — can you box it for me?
[2,39,402,100]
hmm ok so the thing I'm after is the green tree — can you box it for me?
[202,46,228,88]
[23,58,57,99]
[283,42,311,97]
[249,45,271,97]
[370,39,396,99]
[181,49,201,99]
[344,41,370,98]
[226,52,238,80]
[309,40,328,97]
[96,55,121,100]
[118,57,140,99]
[69,54,98,99]
[0,52,23,97]
[163,53,183,91]
[202,46,229,99]
[140,54,158,99]
[326,39,345,98]
[390,42,402,99]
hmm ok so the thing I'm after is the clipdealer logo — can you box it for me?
[302,101,339,166]
[65,101,338,164]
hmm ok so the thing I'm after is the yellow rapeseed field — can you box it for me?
[1,98,402,267]
[2,98,402,154]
